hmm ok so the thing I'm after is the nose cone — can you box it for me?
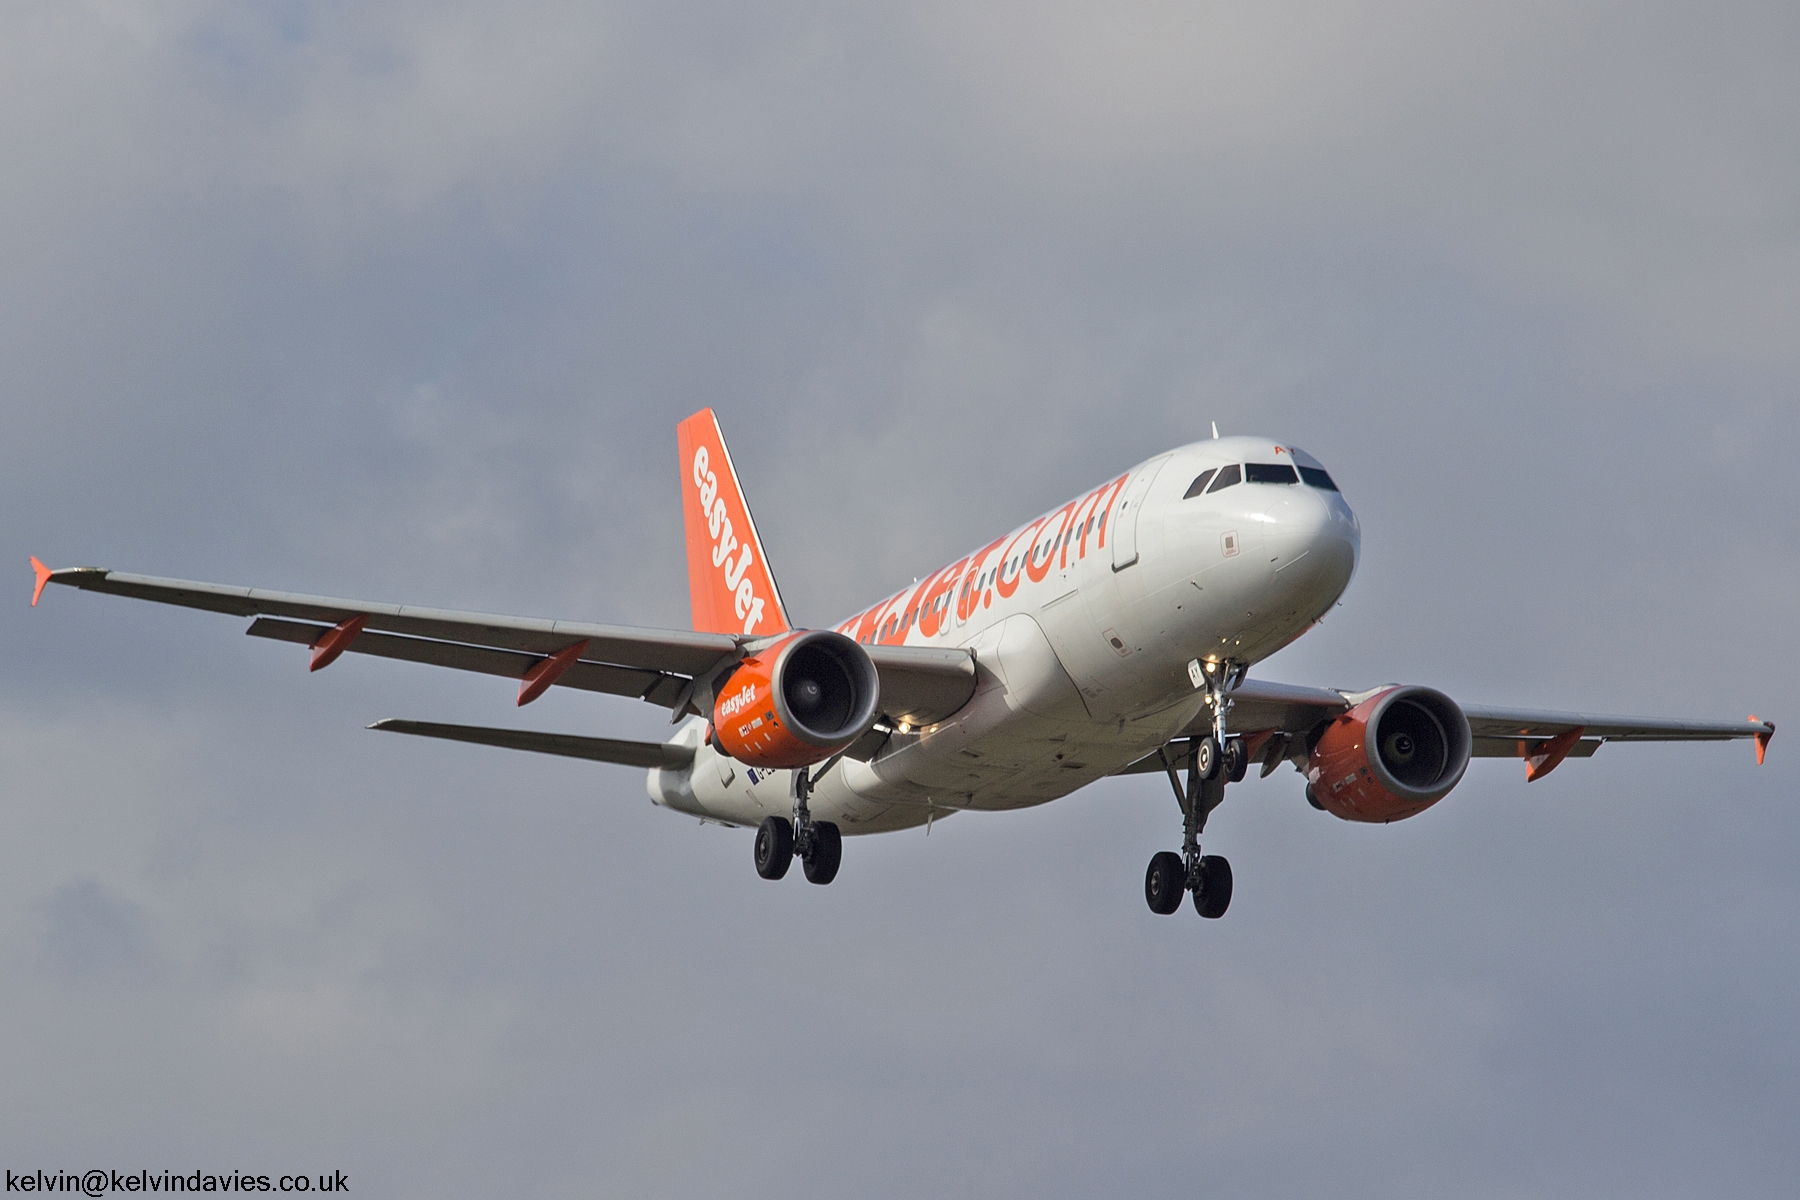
[1263,487,1360,604]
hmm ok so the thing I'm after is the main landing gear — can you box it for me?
[1145,663,1244,919]
[754,764,841,885]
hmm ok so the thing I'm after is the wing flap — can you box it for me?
[369,719,694,768]
[246,618,669,700]
[1471,736,1602,759]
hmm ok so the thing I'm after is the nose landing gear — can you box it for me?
[1143,734,1235,918]
[1144,664,1243,919]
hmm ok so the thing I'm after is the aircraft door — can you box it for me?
[1110,455,1171,571]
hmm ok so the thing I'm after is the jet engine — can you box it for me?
[711,630,881,769]
[1305,686,1472,823]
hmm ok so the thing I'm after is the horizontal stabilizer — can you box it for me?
[369,719,694,769]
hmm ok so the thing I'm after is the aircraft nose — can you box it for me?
[1264,487,1360,595]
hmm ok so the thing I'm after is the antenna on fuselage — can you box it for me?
[1211,421,1220,439]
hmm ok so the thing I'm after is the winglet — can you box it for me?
[1750,716,1774,765]
[29,557,52,606]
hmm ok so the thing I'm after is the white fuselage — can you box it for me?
[648,436,1361,833]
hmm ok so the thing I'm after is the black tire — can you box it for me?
[802,821,842,885]
[1224,738,1249,783]
[1305,785,1324,811]
[1145,851,1186,915]
[754,816,793,880]
[1194,736,1221,781]
[1194,854,1233,918]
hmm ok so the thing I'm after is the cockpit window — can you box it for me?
[1182,469,1217,499]
[1298,466,1339,491]
[1244,463,1299,485]
[1205,463,1241,492]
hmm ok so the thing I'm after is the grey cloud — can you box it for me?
[35,879,150,982]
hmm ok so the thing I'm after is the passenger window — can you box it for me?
[1299,466,1339,491]
[1206,464,1241,492]
[1183,469,1217,499]
[1244,463,1299,484]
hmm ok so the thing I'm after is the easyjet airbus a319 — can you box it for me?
[31,411,1774,918]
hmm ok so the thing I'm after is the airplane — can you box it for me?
[30,409,1775,918]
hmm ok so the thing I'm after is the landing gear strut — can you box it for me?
[753,764,841,885]
[1143,661,1242,919]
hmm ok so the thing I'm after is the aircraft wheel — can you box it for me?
[1194,736,1221,781]
[1193,855,1233,919]
[1224,738,1249,783]
[754,816,793,880]
[802,821,842,885]
[1145,851,1186,914]
[1305,785,1324,811]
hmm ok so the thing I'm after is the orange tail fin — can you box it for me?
[676,409,791,637]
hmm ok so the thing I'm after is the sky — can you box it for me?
[4,2,1797,1195]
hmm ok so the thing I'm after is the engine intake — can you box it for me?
[1306,686,1471,823]
[712,630,881,768]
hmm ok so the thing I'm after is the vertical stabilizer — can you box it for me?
[676,409,791,637]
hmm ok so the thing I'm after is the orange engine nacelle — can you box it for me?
[1306,686,1472,823]
[712,630,881,769]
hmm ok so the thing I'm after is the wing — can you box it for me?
[32,563,976,731]
[1117,678,1774,778]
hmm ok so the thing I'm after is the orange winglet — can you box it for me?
[518,640,589,706]
[1750,716,1774,765]
[29,557,53,606]
[309,615,368,672]
[1525,726,1585,782]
